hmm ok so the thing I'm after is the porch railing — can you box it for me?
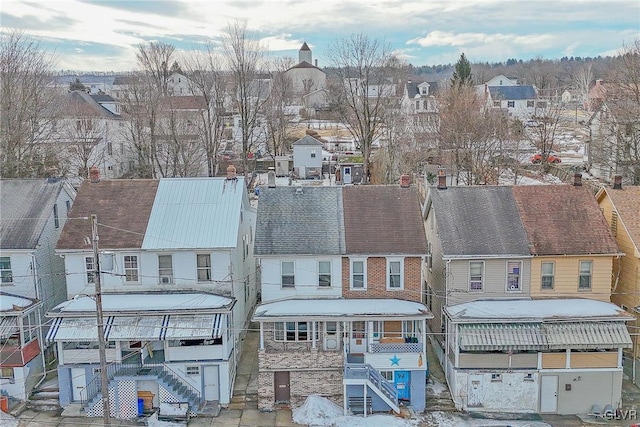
[370,342,422,353]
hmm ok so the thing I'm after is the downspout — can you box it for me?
[443,259,451,378]
[31,253,49,390]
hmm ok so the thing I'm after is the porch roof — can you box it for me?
[252,298,433,321]
[46,313,224,342]
[458,322,632,351]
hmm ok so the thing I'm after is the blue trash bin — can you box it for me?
[137,398,144,415]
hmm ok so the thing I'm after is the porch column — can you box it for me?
[422,319,427,356]
[312,321,317,349]
[618,347,623,368]
[565,349,571,369]
[259,322,264,350]
[57,341,64,365]
[343,321,348,352]
[363,384,368,417]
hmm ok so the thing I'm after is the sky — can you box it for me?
[1,0,639,72]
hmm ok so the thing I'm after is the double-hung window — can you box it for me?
[318,261,331,287]
[351,259,366,289]
[0,257,13,285]
[469,261,484,292]
[541,262,555,289]
[506,261,522,291]
[281,261,295,287]
[123,255,139,283]
[274,322,313,342]
[158,255,173,284]
[387,259,403,290]
[85,256,96,284]
[579,260,592,290]
[197,254,212,282]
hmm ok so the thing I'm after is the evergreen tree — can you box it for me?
[451,53,473,89]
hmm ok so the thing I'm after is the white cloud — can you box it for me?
[259,34,303,51]
[407,31,556,49]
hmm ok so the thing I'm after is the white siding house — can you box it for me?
[292,135,323,179]
[50,175,257,419]
[0,179,76,401]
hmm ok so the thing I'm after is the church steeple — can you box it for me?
[299,42,312,64]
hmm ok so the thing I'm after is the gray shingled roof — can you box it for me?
[254,187,344,255]
[430,186,531,257]
[489,85,536,100]
[0,179,67,249]
[293,135,323,146]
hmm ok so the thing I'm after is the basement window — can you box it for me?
[524,373,534,381]
[491,373,502,382]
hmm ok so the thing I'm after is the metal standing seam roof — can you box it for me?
[0,179,67,249]
[458,322,632,351]
[142,178,246,249]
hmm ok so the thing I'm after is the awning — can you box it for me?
[46,317,110,342]
[162,314,223,340]
[0,317,18,339]
[544,322,632,350]
[107,315,168,341]
[459,323,547,351]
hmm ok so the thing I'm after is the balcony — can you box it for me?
[369,337,422,354]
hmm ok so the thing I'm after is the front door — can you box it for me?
[394,370,411,402]
[467,374,483,407]
[540,376,558,412]
[203,365,219,401]
[350,321,366,353]
[324,322,339,351]
[71,368,86,402]
[343,167,352,184]
[274,371,290,403]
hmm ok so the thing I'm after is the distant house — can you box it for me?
[253,183,433,414]
[292,135,323,179]
[0,179,76,400]
[49,174,257,419]
[481,84,538,118]
[284,43,327,100]
[421,178,629,414]
[400,80,439,131]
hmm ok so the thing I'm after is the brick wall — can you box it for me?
[342,256,422,302]
[258,348,344,410]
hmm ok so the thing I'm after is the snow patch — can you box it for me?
[146,412,186,427]
[0,411,18,427]
[427,378,449,396]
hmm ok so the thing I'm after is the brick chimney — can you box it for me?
[89,166,100,183]
[400,174,410,188]
[573,173,582,187]
[226,164,237,180]
[613,175,622,189]
[437,168,447,190]
[267,168,276,188]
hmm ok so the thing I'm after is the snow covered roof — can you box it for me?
[50,292,234,315]
[253,298,433,320]
[0,293,39,312]
[446,298,632,322]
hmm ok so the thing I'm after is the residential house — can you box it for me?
[292,135,323,179]
[596,182,640,358]
[48,173,257,419]
[252,181,433,414]
[167,72,194,96]
[483,74,519,87]
[480,84,539,119]
[400,81,439,119]
[0,179,76,400]
[422,178,629,414]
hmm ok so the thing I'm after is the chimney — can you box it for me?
[315,59,318,67]
[613,175,623,190]
[573,173,582,187]
[226,164,237,180]
[267,168,276,188]
[400,174,410,188]
[436,168,447,190]
[89,166,100,183]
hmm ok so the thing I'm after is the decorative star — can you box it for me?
[390,354,400,366]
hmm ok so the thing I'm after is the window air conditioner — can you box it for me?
[160,276,173,285]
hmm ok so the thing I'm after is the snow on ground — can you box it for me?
[426,378,448,396]
[146,412,186,427]
[292,395,418,427]
[0,411,19,427]
[425,411,552,427]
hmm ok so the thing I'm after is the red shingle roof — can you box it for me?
[57,180,159,250]
[342,185,427,255]
[512,185,619,256]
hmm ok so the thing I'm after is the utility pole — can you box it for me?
[91,214,111,426]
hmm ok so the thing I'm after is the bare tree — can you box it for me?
[0,31,60,177]
[264,57,295,157]
[525,101,563,170]
[326,33,402,182]
[182,46,230,176]
[573,63,594,111]
[136,42,175,97]
[222,20,270,176]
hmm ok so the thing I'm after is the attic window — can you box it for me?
[421,87,427,95]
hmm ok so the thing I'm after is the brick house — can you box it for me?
[252,180,432,414]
